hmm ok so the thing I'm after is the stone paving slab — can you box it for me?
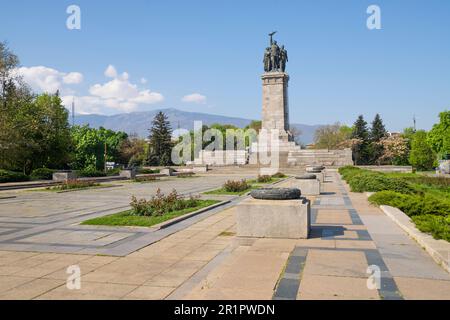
[1,169,449,300]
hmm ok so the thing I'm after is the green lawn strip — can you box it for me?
[203,185,258,196]
[81,199,219,227]
[247,177,283,184]
[28,183,116,192]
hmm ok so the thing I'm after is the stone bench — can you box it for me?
[237,188,311,239]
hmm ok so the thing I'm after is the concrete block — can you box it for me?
[237,197,311,239]
[286,179,320,196]
[160,168,175,176]
[192,165,208,173]
[119,169,136,179]
[52,171,77,182]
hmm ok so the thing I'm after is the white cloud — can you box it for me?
[17,64,163,114]
[14,66,83,94]
[182,93,207,104]
[140,77,147,84]
[104,65,117,78]
[63,72,83,84]
[62,66,164,114]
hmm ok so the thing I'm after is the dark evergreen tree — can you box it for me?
[147,112,173,166]
[351,115,370,164]
[370,114,387,142]
[369,114,388,164]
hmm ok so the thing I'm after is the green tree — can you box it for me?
[351,115,370,164]
[28,93,72,170]
[409,130,435,171]
[369,114,388,164]
[370,114,387,142]
[314,123,351,150]
[71,125,128,170]
[245,120,262,132]
[117,134,147,168]
[427,110,450,159]
[147,111,173,166]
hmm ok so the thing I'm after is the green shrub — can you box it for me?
[257,175,272,183]
[400,175,450,188]
[369,191,450,217]
[0,170,29,183]
[138,168,160,174]
[106,168,121,176]
[134,176,158,183]
[130,188,200,216]
[348,172,414,194]
[77,167,107,177]
[30,168,55,180]
[338,166,363,181]
[223,179,250,192]
[412,215,450,241]
[271,172,286,178]
[48,179,99,191]
[177,172,195,178]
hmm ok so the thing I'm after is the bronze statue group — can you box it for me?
[264,32,288,73]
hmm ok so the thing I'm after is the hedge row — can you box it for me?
[338,166,414,194]
[0,170,30,183]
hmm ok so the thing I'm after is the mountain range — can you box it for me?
[75,108,322,144]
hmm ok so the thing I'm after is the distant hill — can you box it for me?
[75,108,321,144]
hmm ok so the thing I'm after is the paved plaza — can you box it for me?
[0,169,449,300]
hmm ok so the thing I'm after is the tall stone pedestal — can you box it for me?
[261,72,291,141]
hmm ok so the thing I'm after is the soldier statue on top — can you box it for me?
[263,31,288,73]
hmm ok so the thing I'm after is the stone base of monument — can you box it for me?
[119,169,136,179]
[237,188,310,239]
[53,171,77,182]
[286,174,320,196]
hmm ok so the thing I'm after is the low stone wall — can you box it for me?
[195,150,248,166]
[357,165,413,173]
[287,149,353,167]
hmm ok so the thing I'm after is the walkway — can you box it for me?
[0,170,449,299]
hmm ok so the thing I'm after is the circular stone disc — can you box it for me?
[306,169,322,173]
[250,188,301,200]
[296,174,317,180]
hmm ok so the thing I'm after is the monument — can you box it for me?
[261,31,291,142]
[195,32,354,168]
[250,32,353,169]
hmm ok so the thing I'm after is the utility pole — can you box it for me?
[413,115,417,132]
[104,142,107,173]
[72,97,75,127]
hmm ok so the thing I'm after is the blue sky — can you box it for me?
[1,0,449,131]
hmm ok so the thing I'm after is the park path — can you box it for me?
[182,171,450,300]
[0,170,449,299]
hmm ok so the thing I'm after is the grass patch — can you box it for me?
[82,199,219,227]
[204,185,256,196]
[46,180,102,191]
[247,177,282,184]
[133,176,160,183]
